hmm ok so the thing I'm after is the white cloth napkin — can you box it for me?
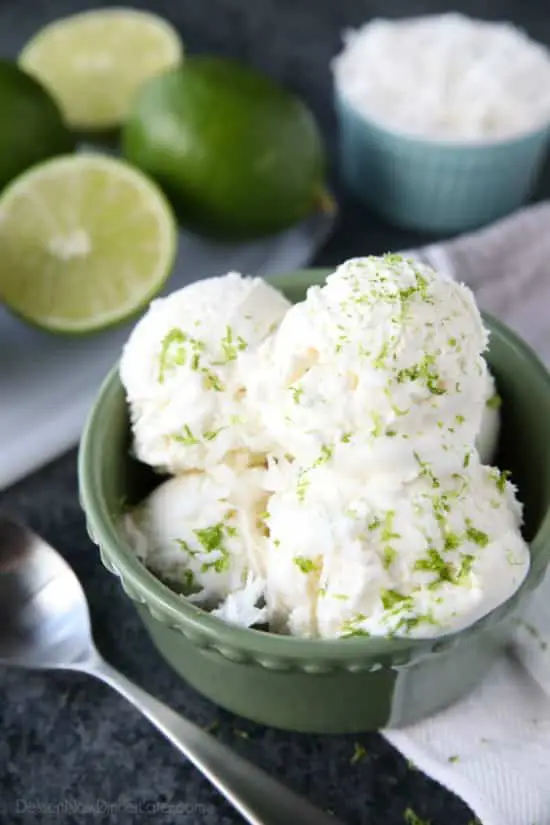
[384,202,550,825]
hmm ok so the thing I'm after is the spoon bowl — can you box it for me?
[0,518,93,669]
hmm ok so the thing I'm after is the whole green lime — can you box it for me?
[0,60,74,192]
[122,57,329,239]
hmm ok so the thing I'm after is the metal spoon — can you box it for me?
[0,518,340,825]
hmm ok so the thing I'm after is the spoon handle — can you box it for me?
[83,656,340,825]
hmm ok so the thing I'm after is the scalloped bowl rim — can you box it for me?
[78,269,550,664]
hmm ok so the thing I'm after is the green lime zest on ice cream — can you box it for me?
[415,548,455,584]
[313,444,334,467]
[158,327,207,383]
[176,521,235,575]
[218,324,248,363]
[380,510,400,569]
[381,510,400,542]
[173,424,199,445]
[340,614,369,638]
[296,472,310,502]
[465,521,489,547]
[414,452,440,488]
[383,545,397,569]
[182,568,196,591]
[397,353,446,395]
[373,340,390,369]
[371,410,384,437]
[203,427,224,441]
[194,523,232,573]
[486,393,502,409]
[457,553,475,580]
[195,523,226,552]
[158,328,187,382]
[157,326,226,391]
[381,589,409,610]
[444,531,461,551]
[202,369,225,392]
[490,467,511,493]
[293,555,320,574]
[394,612,439,634]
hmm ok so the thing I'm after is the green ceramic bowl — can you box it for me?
[79,269,550,733]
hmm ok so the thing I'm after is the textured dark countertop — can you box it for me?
[1,0,549,823]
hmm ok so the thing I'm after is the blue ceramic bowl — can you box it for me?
[335,88,550,233]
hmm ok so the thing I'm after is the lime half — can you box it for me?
[19,9,183,130]
[0,154,177,334]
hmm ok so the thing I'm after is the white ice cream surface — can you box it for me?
[245,255,488,478]
[264,457,529,639]
[125,466,269,627]
[120,273,290,473]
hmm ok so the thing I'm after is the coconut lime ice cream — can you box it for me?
[122,257,528,639]
[263,456,528,639]
[125,464,269,628]
[245,255,490,479]
[120,272,290,473]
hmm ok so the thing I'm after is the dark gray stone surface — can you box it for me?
[1,1,549,823]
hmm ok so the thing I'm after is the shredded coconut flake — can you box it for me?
[333,14,550,141]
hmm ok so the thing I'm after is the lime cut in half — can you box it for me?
[0,153,177,334]
[19,8,184,130]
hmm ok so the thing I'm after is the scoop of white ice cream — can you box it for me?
[125,465,269,627]
[264,457,529,639]
[245,255,489,478]
[120,273,290,473]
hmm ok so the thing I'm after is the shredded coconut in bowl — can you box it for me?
[332,13,550,141]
